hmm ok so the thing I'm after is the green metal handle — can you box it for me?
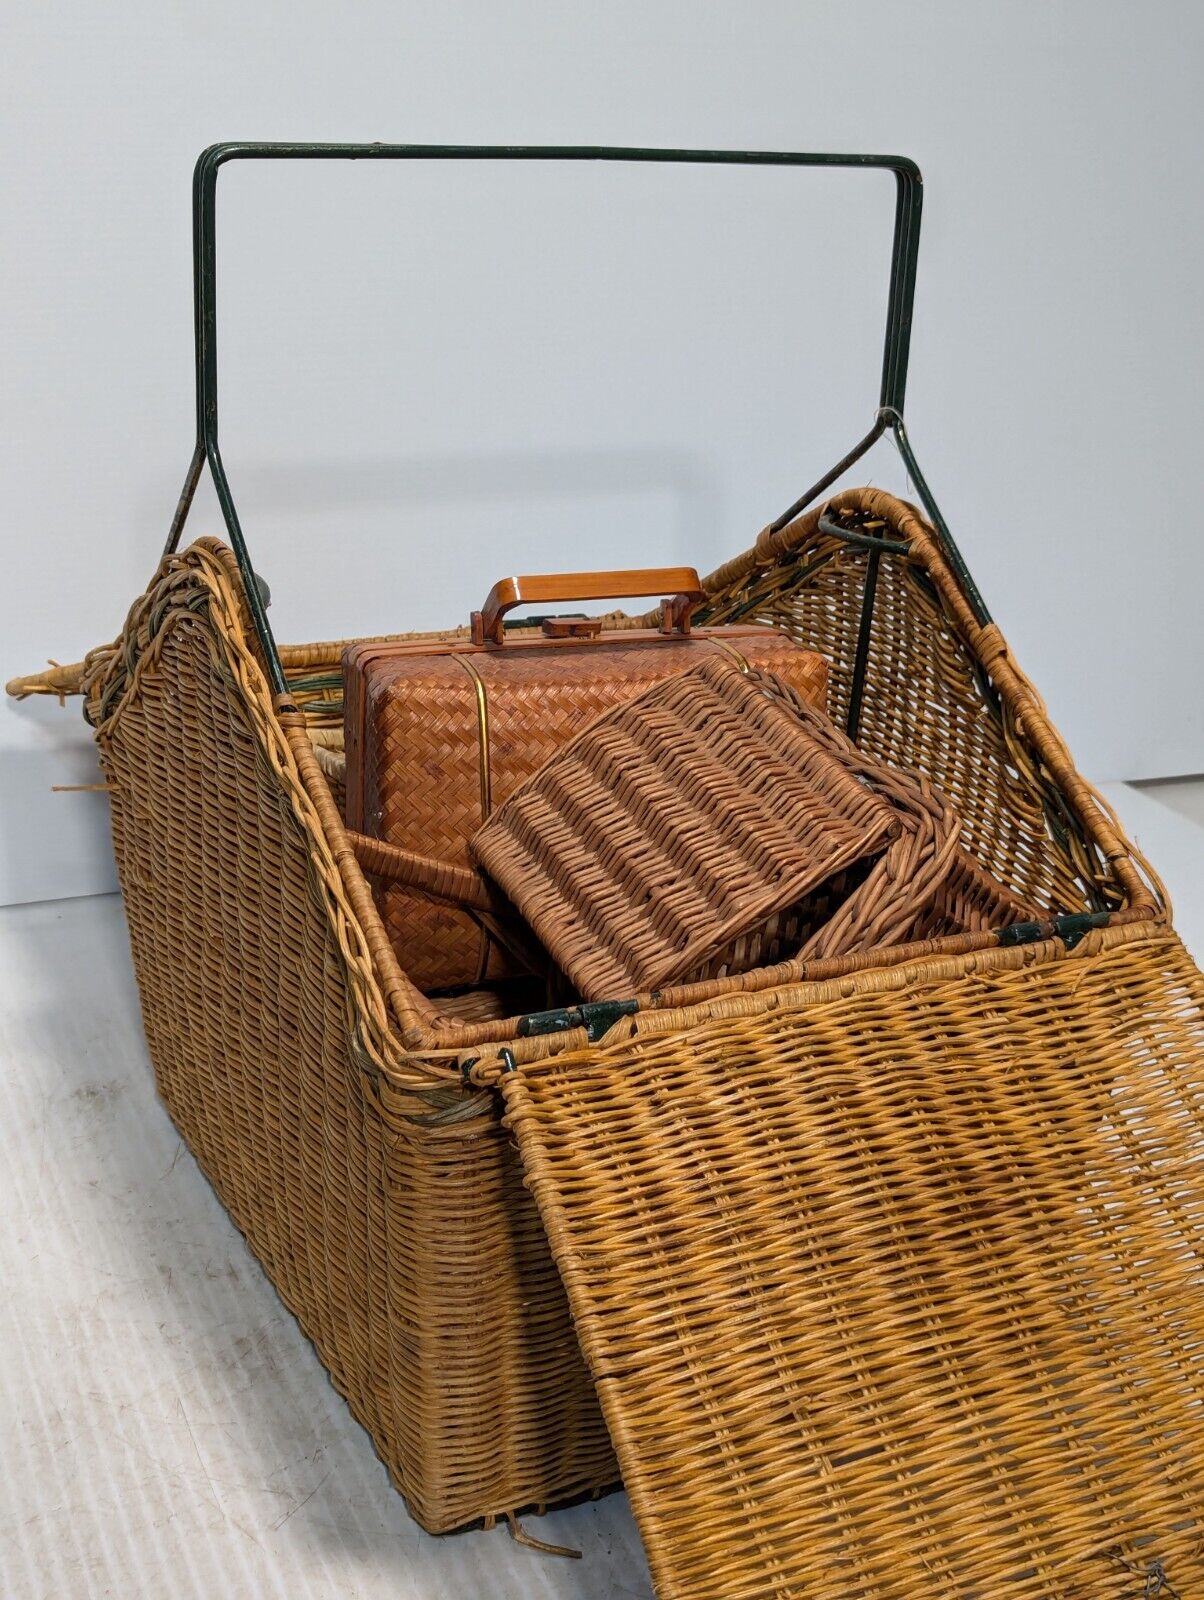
[162,143,924,699]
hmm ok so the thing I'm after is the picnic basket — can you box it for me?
[10,146,1204,1597]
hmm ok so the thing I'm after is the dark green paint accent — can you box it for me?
[996,911,1112,950]
[846,544,881,744]
[816,513,912,557]
[885,411,992,627]
[766,414,890,536]
[516,1009,578,1039]
[517,997,639,1042]
[580,999,640,1040]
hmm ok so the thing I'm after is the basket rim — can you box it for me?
[63,485,1168,1084]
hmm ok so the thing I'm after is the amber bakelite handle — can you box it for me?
[471,567,706,646]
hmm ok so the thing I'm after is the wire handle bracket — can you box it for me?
[163,142,926,698]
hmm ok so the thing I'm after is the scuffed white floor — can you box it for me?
[0,780,1200,1599]
[0,894,650,1600]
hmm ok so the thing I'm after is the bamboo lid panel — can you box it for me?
[500,929,1204,1600]
[471,656,980,999]
[471,657,902,998]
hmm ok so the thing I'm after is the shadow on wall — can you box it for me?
[6,441,722,909]
[174,442,725,620]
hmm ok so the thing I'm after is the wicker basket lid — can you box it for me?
[471,655,907,998]
[497,932,1204,1600]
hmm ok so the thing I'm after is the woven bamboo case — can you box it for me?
[344,594,827,992]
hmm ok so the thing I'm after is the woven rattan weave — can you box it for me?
[6,485,1182,1563]
[500,927,1204,1600]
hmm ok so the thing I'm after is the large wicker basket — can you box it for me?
[10,145,1204,1597]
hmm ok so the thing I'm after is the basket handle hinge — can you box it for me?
[995,910,1112,951]
[516,997,639,1042]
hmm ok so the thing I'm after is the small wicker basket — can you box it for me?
[472,656,973,997]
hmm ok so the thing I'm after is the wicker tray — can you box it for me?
[471,656,965,998]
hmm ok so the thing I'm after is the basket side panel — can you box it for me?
[699,499,1116,914]
[95,610,615,1530]
[381,1096,619,1526]
[801,552,1065,904]
[98,616,395,1457]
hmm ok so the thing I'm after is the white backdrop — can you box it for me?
[4,0,1202,907]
